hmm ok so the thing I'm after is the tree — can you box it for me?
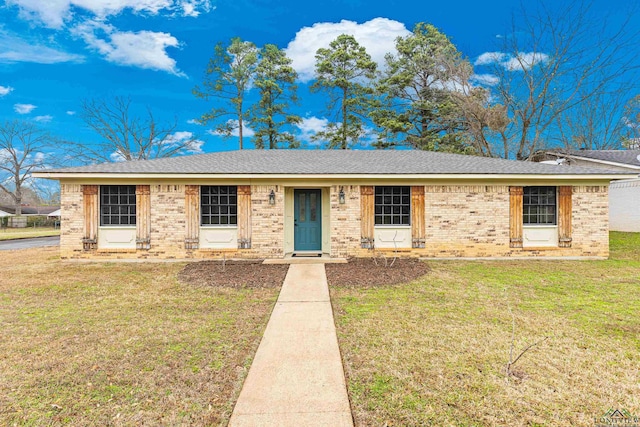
[193,37,258,149]
[468,1,640,159]
[372,23,478,152]
[0,121,55,215]
[311,34,377,149]
[73,97,202,162]
[249,44,301,149]
[621,94,640,149]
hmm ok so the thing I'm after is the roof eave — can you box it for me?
[32,172,638,180]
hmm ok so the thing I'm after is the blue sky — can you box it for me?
[0,0,638,156]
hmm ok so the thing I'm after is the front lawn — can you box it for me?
[0,248,279,426]
[331,232,640,426]
[0,226,61,240]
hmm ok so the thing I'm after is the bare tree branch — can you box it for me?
[0,121,59,215]
[67,96,203,163]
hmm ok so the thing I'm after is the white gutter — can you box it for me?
[32,172,638,180]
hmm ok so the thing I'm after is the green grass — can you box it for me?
[0,226,60,240]
[0,247,279,426]
[332,232,640,426]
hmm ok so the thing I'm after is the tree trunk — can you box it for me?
[342,87,347,149]
[238,113,244,150]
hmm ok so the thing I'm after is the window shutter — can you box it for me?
[360,186,374,248]
[411,186,425,248]
[237,185,252,249]
[185,185,199,250]
[558,186,572,248]
[136,185,151,250]
[509,186,523,248]
[82,185,98,251]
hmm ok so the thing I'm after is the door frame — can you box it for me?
[293,188,322,252]
[284,187,330,256]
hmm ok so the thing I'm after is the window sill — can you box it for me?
[96,249,137,253]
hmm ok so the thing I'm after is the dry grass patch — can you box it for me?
[332,232,640,426]
[0,226,60,240]
[0,248,279,426]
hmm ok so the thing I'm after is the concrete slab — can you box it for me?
[229,264,353,427]
[262,255,347,264]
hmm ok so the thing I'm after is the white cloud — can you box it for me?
[470,73,499,87]
[0,30,84,64]
[162,130,204,153]
[34,115,53,123]
[14,103,37,114]
[474,52,507,66]
[504,53,549,71]
[474,51,548,71]
[285,18,411,82]
[6,0,212,29]
[295,116,329,142]
[187,118,201,125]
[0,85,14,96]
[73,21,184,75]
[207,120,255,138]
[66,110,76,115]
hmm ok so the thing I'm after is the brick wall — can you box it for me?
[329,185,360,258]
[58,182,609,260]
[60,184,84,259]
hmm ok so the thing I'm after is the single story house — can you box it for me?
[537,149,640,232]
[33,150,636,260]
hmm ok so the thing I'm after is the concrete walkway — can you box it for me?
[229,264,353,427]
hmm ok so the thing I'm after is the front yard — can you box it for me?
[0,248,279,425]
[331,232,640,426]
[0,226,61,240]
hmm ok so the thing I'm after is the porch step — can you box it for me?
[262,255,347,264]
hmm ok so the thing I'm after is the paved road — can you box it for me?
[0,236,60,250]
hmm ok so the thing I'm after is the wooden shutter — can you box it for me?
[509,186,523,248]
[237,185,252,249]
[360,186,374,249]
[558,186,572,248]
[411,186,425,248]
[82,185,98,251]
[136,185,151,250]
[185,185,199,250]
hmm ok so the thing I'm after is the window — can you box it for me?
[523,186,557,225]
[374,186,410,225]
[100,185,136,226]
[201,186,237,226]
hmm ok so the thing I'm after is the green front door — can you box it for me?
[294,189,322,251]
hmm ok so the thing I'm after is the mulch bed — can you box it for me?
[326,258,430,287]
[177,260,289,288]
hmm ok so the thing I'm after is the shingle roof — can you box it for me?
[565,150,640,167]
[41,150,632,175]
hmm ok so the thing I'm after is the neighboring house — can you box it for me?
[609,178,640,232]
[48,209,61,217]
[0,205,61,216]
[537,150,640,232]
[539,149,640,173]
[33,150,635,260]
